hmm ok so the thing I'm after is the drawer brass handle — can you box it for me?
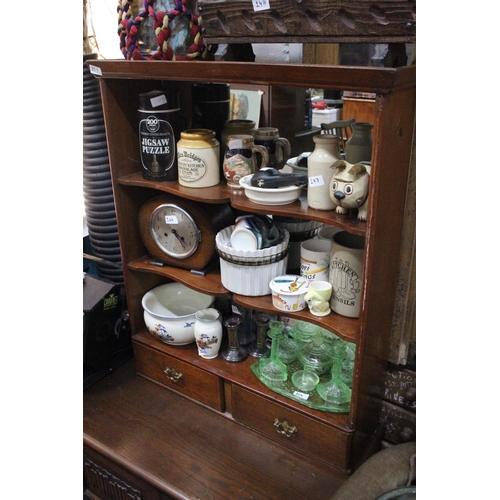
[274,418,297,438]
[164,366,183,383]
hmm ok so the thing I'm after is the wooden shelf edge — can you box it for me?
[120,172,367,236]
[128,254,359,342]
[231,195,367,236]
[234,293,359,344]
[87,60,415,95]
[118,172,233,204]
[128,256,229,296]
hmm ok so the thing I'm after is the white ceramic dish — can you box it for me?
[239,174,303,205]
[269,274,310,312]
[142,282,215,345]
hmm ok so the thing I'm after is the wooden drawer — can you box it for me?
[232,385,352,471]
[133,340,224,411]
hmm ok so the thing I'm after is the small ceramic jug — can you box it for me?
[254,127,291,170]
[223,134,269,188]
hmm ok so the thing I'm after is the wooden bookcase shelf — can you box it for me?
[84,59,415,494]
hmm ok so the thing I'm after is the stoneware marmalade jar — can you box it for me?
[177,129,220,188]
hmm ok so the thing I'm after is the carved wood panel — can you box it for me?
[197,0,416,43]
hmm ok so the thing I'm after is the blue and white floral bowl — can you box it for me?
[142,283,214,345]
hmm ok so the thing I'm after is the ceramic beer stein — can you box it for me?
[223,134,269,188]
[254,127,291,170]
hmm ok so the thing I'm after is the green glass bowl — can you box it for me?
[291,369,320,392]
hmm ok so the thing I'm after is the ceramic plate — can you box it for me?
[239,174,303,205]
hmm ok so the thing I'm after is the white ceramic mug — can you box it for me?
[329,231,365,318]
[300,239,331,282]
[230,215,284,251]
[304,280,333,317]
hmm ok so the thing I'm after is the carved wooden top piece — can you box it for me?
[197,0,416,43]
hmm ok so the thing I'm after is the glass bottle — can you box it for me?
[248,312,270,357]
[316,342,352,411]
[307,135,343,210]
[345,122,374,164]
[221,316,248,362]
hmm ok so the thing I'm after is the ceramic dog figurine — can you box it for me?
[329,160,370,221]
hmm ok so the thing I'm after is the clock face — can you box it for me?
[149,204,201,259]
[139,195,233,270]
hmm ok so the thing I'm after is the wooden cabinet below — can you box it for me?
[83,360,347,499]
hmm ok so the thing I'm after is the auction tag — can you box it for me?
[165,215,179,224]
[252,0,270,11]
[308,175,325,187]
[88,64,102,76]
[150,94,168,108]
[293,390,310,400]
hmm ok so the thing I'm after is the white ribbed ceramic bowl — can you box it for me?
[142,283,215,345]
[216,226,289,296]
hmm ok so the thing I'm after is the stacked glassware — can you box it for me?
[251,319,355,412]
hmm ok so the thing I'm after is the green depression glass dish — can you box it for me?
[291,369,320,392]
